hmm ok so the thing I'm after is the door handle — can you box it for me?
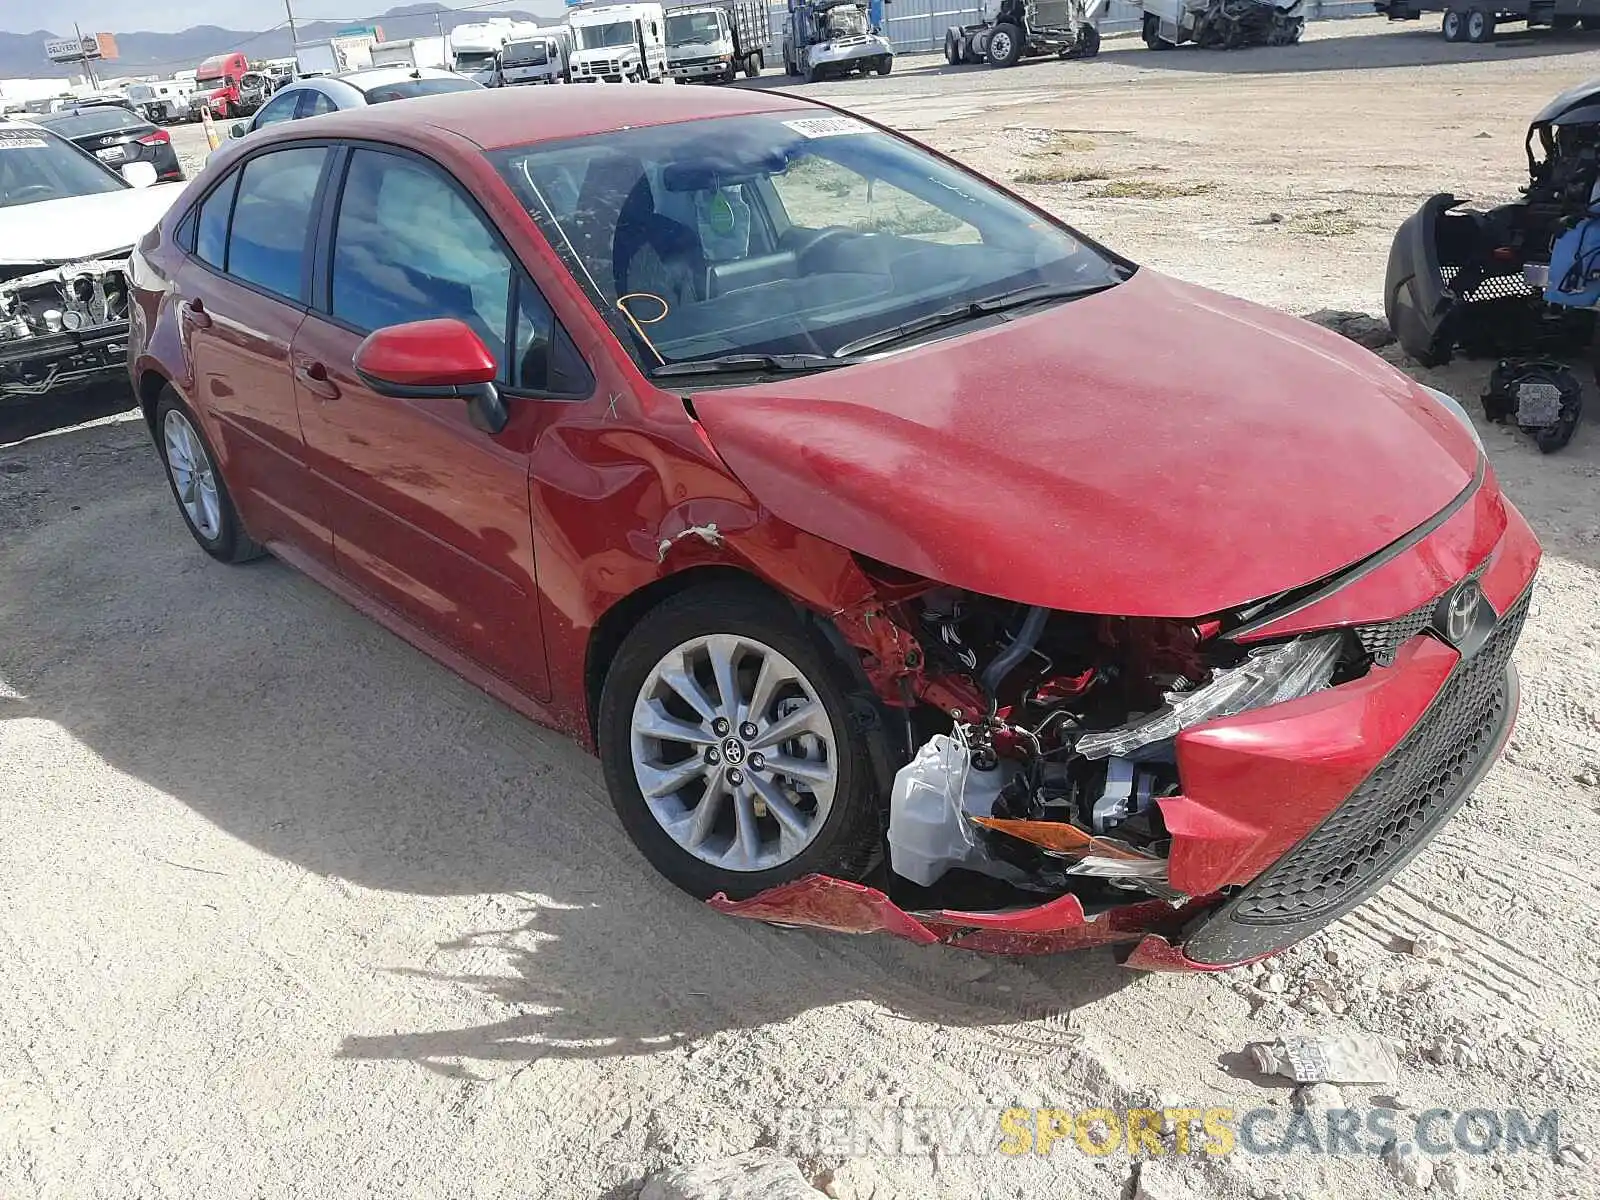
[181,297,212,328]
[295,359,340,401]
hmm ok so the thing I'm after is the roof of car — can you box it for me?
[331,65,468,89]
[298,83,819,150]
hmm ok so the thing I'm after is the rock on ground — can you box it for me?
[1303,309,1396,349]
[641,1151,821,1200]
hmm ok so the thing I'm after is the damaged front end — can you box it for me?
[0,258,134,400]
[711,555,1524,969]
[1387,89,1600,365]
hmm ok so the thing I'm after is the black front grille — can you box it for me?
[1185,589,1528,962]
[1443,265,1539,304]
[1354,605,1433,666]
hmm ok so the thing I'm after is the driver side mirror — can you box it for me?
[353,318,508,434]
[119,161,158,188]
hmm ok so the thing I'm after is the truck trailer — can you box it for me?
[1376,0,1600,41]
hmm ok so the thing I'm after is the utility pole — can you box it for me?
[73,22,98,90]
[284,0,300,47]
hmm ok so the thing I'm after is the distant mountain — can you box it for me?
[0,3,564,80]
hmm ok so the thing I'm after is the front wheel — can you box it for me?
[155,390,263,564]
[1143,13,1173,47]
[987,21,1025,65]
[598,585,883,900]
[876,54,893,74]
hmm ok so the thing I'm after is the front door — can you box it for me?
[292,146,551,700]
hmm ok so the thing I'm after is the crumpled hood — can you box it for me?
[0,185,186,265]
[689,270,1481,617]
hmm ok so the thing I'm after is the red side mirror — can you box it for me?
[353,318,497,391]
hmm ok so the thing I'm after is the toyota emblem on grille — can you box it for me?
[1439,580,1482,647]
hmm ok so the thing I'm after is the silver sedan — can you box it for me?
[227,67,484,140]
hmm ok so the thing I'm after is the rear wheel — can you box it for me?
[1143,12,1173,47]
[876,54,893,74]
[155,390,263,564]
[1465,6,1494,40]
[987,21,1025,64]
[1553,13,1579,27]
[1584,14,1600,27]
[1442,8,1465,38]
[598,585,883,900]
[744,54,760,77]
[945,26,963,63]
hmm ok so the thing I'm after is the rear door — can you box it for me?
[291,146,557,699]
[176,144,335,561]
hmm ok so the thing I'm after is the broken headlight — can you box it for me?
[1073,632,1342,760]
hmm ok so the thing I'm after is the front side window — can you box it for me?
[225,147,327,301]
[330,150,513,373]
[251,91,300,129]
[493,113,1125,373]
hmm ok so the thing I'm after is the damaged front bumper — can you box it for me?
[709,501,1537,970]
[0,259,133,401]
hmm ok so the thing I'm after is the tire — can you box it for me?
[598,584,884,900]
[1442,8,1465,38]
[1553,13,1579,28]
[154,389,263,565]
[945,26,963,64]
[1143,12,1173,47]
[803,59,818,82]
[1584,15,1600,27]
[876,55,893,74]
[987,21,1025,65]
[1077,24,1101,55]
[1465,6,1493,39]
[744,55,760,78]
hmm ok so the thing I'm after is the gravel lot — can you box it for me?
[4,17,1600,1199]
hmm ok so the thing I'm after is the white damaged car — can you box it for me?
[0,122,185,401]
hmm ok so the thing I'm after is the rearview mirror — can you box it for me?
[120,161,158,188]
[353,319,507,434]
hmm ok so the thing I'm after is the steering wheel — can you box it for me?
[6,184,56,203]
[786,225,856,264]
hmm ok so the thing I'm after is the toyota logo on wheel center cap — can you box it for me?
[721,738,746,765]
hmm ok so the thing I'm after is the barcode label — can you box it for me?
[784,116,869,139]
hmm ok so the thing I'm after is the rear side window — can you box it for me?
[303,92,337,117]
[194,174,237,269]
[251,91,300,129]
[225,147,327,301]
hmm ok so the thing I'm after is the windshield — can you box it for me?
[196,56,231,82]
[0,126,125,208]
[667,12,723,43]
[453,51,498,70]
[822,7,869,37]
[576,21,637,49]
[504,40,550,65]
[493,113,1125,373]
[362,77,483,103]
[37,108,145,139]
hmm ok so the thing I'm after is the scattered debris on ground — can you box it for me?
[1249,1034,1402,1084]
[641,1151,822,1200]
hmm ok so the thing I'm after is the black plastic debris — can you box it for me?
[1481,359,1584,453]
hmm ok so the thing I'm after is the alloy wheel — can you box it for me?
[163,408,222,541]
[630,634,838,872]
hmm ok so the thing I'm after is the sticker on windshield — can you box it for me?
[784,116,869,139]
[0,132,46,150]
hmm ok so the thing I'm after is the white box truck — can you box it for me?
[499,29,575,84]
[369,36,453,70]
[450,19,541,84]
[665,0,770,81]
[295,35,375,78]
[568,4,668,82]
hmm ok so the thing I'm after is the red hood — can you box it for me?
[689,270,1481,617]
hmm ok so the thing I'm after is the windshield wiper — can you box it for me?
[833,282,1119,359]
[650,352,861,379]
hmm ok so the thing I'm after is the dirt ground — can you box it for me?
[4,16,1600,1199]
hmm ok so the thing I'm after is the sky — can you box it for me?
[0,2,356,35]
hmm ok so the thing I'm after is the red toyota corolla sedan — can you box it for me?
[127,86,1538,968]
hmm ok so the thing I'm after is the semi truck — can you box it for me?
[665,0,770,81]
[451,19,540,83]
[568,4,669,82]
[499,29,575,84]
[188,51,259,120]
[782,0,893,80]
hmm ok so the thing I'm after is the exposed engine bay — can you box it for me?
[1387,78,1600,368]
[1138,0,1305,51]
[837,564,1382,917]
[0,258,133,398]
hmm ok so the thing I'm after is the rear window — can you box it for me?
[37,108,145,139]
[361,77,481,104]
